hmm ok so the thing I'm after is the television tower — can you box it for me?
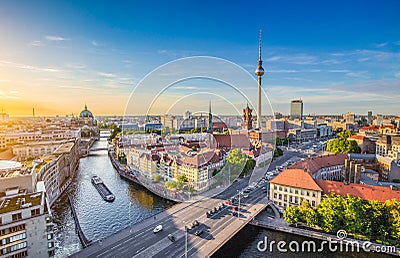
[255,28,264,129]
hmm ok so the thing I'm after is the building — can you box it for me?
[0,190,55,257]
[287,128,317,141]
[367,111,373,125]
[288,154,347,181]
[376,135,400,160]
[0,113,9,122]
[242,104,253,131]
[35,140,80,206]
[376,114,383,126]
[290,99,303,120]
[270,168,400,211]
[315,179,400,203]
[269,169,323,209]
[12,140,67,162]
[348,135,376,154]
[315,124,333,138]
[344,112,355,123]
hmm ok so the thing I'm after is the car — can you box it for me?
[187,223,193,230]
[262,186,267,190]
[153,225,163,233]
[168,234,175,242]
[194,229,204,236]
[192,220,199,227]
[224,200,232,205]
[232,205,238,211]
[243,195,249,198]
[213,207,218,213]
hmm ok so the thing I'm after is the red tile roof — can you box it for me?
[316,180,400,203]
[360,125,379,131]
[288,154,347,175]
[349,135,365,141]
[270,169,323,191]
[213,134,251,150]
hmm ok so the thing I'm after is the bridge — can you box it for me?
[71,177,272,257]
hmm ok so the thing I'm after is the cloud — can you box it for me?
[65,63,87,69]
[0,90,20,99]
[45,35,68,41]
[345,71,370,79]
[28,40,44,47]
[374,42,388,48]
[0,60,61,73]
[97,72,117,78]
[158,49,168,54]
[91,40,100,46]
[395,72,400,78]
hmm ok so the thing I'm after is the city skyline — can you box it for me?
[0,0,399,116]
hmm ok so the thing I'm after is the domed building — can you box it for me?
[71,104,99,139]
[79,104,94,118]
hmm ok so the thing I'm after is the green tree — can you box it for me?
[165,181,178,190]
[284,206,302,224]
[299,200,317,227]
[316,194,345,233]
[177,174,188,183]
[385,199,400,239]
[153,174,162,183]
[326,130,361,154]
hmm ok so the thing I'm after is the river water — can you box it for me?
[52,137,391,258]
[52,138,173,257]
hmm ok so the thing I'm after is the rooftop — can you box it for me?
[270,169,323,191]
[0,192,43,214]
[288,154,347,175]
[316,179,400,203]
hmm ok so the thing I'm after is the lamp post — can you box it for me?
[237,190,241,219]
[185,225,188,258]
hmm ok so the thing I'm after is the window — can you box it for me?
[12,213,22,222]
[31,208,40,217]
[295,189,298,195]
[312,192,316,197]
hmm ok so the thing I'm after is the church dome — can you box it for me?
[79,105,93,118]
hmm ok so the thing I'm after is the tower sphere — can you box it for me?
[255,66,264,76]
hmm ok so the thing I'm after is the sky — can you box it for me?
[0,0,399,117]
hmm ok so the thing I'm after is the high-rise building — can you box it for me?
[207,101,213,132]
[345,112,355,123]
[290,99,303,120]
[367,111,373,125]
[376,114,383,126]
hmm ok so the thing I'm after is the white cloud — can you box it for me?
[158,50,167,54]
[395,72,400,78]
[91,40,99,46]
[0,60,61,73]
[45,35,68,41]
[65,63,87,69]
[0,90,20,99]
[374,42,388,48]
[97,72,117,78]
[28,40,44,47]
[346,71,370,79]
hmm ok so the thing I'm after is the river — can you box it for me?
[51,138,173,257]
[51,137,391,257]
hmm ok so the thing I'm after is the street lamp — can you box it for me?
[182,222,188,258]
[237,190,241,219]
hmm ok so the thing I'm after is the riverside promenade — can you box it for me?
[250,210,400,256]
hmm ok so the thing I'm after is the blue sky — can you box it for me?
[0,0,399,116]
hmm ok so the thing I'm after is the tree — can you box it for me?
[274,147,283,157]
[385,199,400,239]
[299,200,317,227]
[284,206,302,224]
[153,174,162,183]
[326,130,361,154]
[177,174,188,183]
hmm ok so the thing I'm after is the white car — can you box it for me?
[243,195,249,198]
[153,225,163,233]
